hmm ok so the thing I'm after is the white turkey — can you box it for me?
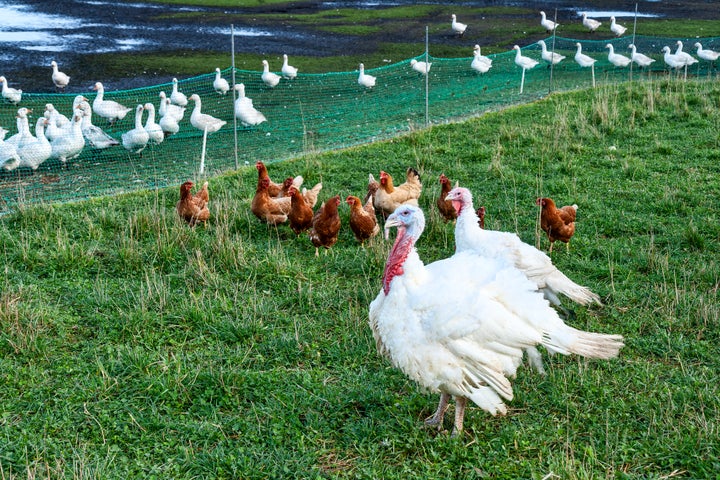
[445,187,603,372]
[369,205,623,434]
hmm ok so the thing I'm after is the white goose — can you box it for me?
[170,78,188,107]
[628,44,656,68]
[0,128,20,171]
[451,14,467,37]
[281,54,298,80]
[6,108,34,149]
[122,104,150,154]
[50,61,70,91]
[261,60,281,88]
[358,63,376,89]
[233,83,267,127]
[92,82,131,125]
[50,111,85,164]
[606,43,631,67]
[43,103,70,142]
[471,49,492,73]
[674,41,698,66]
[143,102,164,145]
[410,59,431,75]
[537,40,565,65]
[212,68,230,95]
[77,100,120,149]
[581,13,602,32]
[609,16,627,37]
[0,76,22,104]
[574,42,597,68]
[17,118,52,171]
[158,91,185,122]
[662,46,687,70]
[159,98,181,136]
[189,94,226,134]
[513,45,539,70]
[472,45,492,66]
[540,11,558,33]
[694,42,720,62]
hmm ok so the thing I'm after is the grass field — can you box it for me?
[1,78,719,478]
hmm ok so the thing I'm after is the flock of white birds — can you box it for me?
[1,11,718,174]
[0,55,305,172]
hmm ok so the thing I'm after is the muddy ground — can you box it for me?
[4,0,719,92]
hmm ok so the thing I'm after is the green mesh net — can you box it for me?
[1,35,717,214]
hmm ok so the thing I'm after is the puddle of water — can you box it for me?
[571,9,661,18]
[0,3,84,31]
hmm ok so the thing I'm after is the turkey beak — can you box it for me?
[383,214,401,239]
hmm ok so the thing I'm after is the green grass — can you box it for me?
[1,79,719,478]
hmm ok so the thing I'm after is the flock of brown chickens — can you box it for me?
[175,161,579,255]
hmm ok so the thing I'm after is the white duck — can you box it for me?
[513,45,539,70]
[281,54,298,80]
[122,105,150,154]
[0,128,20,171]
[574,42,597,68]
[143,102,164,145]
[606,43,631,67]
[537,40,565,65]
[0,76,22,104]
[451,14,467,37]
[77,100,120,149]
[50,111,85,164]
[694,42,720,62]
[261,60,281,88]
[92,82,131,125]
[581,12,602,32]
[170,78,188,107]
[628,44,656,68]
[540,11,558,33]
[6,108,34,149]
[674,41,698,66]
[189,94,226,134]
[17,118,52,171]
[212,68,230,95]
[358,63,376,89]
[410,59,431,75]
[369,205,624,435]
[233,83,267,127]
[609,16,627,37]
[50,61,70,91]
[158,91,185,122]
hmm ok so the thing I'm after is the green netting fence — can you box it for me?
[1,35,718,214]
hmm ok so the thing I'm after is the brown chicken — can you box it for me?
[436,173,457,222]
[301,182,323,208]
[373,167,423,217]
[251,177,291,225]
[256,160,303,197]
[364,174,380,208]
[287,185,314,235]
[347,195,379,244]
[477,205,486,229]
[309,195,342,256]
[176,181,210,226]
[536,197,578,252]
